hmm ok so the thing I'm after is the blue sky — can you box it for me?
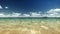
[0,0,60,17]
[0,0,60,12]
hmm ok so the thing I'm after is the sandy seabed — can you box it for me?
[0,18,60,34]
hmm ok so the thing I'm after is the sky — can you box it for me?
[0,0,60,12]
[0,0,60,17]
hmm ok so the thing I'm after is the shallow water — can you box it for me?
[0,18,60,34]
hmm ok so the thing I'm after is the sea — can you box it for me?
[0,17,60,34]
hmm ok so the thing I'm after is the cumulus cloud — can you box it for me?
[0,12,21,17]
[30,12,42,17]
[10,12,21,17]
[23,14,30,17]
[0,13,5,17]
[47,8,60,17]
[0,12,42,17]
[0,8,60,17]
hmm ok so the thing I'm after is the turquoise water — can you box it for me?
[0,17,60,26]
[0,18,60,34]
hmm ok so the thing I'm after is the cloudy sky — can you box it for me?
[0,0,60,17]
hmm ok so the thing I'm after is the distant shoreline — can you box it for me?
[0,17,60,19]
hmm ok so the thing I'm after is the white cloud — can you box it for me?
[5,6,8,9]
[0,5,3,9]
[47,8,60,17]
[0,12,42,17]
[0,13,5,17]
[30,12,41,17]
[11,12,21,17]
[0,12,21,17]
[0,8,60,17]
[23,14,30,17]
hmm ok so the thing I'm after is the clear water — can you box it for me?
[0,18,60,34]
